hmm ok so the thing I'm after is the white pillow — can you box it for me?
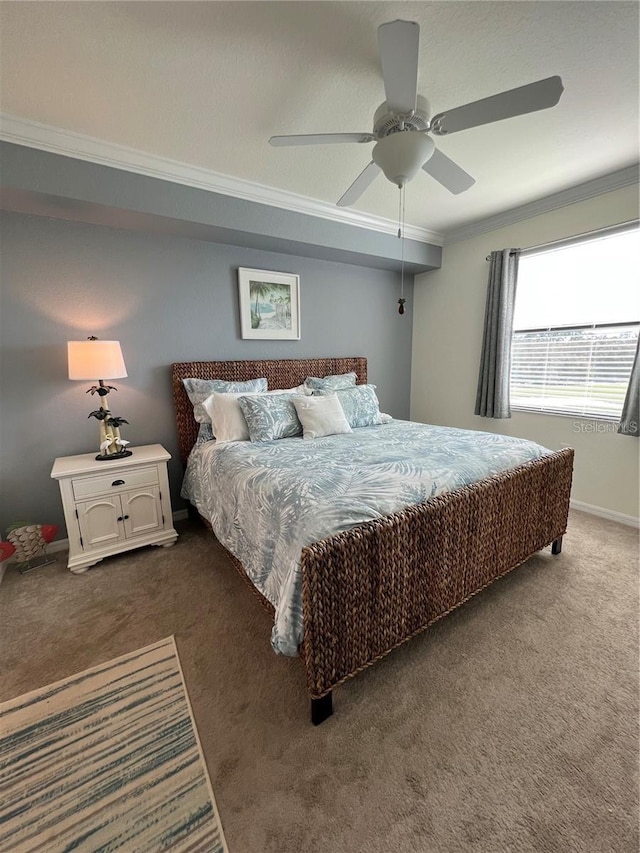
[202,392,250,443]
[292,394,352,440]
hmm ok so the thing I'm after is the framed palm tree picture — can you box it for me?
[238,268,301,340]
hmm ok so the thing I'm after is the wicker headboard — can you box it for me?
[172,356,367,465]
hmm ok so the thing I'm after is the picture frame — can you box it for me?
[238,267,301,340]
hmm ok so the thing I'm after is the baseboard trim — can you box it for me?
[570,499,639,528]
[0,509,191,585]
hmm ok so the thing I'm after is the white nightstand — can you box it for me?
[51,444,178,573]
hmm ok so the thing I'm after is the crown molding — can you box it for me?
[0,114,443,246]
[445,164,640,244]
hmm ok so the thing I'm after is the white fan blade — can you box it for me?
[269,133,374,147]
[337,162,381,207]
[431,76,564,135]
[378,20,420,115]
[422,148,475,194]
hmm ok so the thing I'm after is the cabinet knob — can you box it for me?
[112,479,125,486]
[117,516,123,522]
[123,515,130,520]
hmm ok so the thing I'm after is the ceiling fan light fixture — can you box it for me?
[268,20,564,206]
[372,132,435,187]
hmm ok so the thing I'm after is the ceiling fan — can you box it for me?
[269,20,564,207]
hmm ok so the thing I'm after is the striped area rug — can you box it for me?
[0,637,228,852]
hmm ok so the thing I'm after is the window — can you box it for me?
[510,224,639,419]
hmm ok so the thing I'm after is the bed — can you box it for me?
[172,357,574,724]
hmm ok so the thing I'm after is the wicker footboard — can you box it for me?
[301,448,574,701]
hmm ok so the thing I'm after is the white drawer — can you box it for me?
[72,465,159,500]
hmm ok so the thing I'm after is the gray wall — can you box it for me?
[1,141,442,274]
[0,211,413,536]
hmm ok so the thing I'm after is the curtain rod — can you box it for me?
[485,218,638,261]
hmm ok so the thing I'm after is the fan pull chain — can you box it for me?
[398,184,407,315]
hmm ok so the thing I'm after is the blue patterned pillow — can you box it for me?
[238,394,302,442]
[305,372,357,393]
[183,377,268,441]
[316,384,382,428]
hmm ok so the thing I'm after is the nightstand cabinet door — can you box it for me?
[77,496,124,549]
[122,487,162,538]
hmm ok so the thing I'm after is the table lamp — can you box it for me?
[67,336,132,460]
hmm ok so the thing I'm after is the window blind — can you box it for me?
[510,222,639,420]
[511,323,639,418]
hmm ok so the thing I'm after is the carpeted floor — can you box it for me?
[1,510,637,853]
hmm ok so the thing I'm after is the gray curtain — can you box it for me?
[475,248,521,418]
[618,335,639,436]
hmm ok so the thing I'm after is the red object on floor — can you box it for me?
[40,524,58,544]
[0,541,16,561]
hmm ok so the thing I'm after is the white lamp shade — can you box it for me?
[372,132,435,187]
[68,340,127,380]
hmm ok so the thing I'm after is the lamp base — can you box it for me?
[95,449,133,461]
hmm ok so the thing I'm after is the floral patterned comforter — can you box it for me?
[181,420,551,656]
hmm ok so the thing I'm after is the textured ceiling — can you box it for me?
[0,1,638,234]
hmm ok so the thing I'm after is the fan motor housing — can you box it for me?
[373,95,431,138]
